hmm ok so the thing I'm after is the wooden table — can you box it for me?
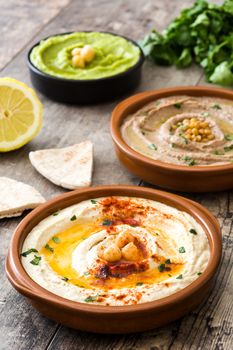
[0,0,232,349]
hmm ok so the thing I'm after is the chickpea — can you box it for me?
[200,121,209,128]
[81,45,96,62]
[186,134,192,140]
[116,231,134,248]
[192,128,198,135]
[196,135,202,142]
[208,134,214,140]
[204,128,211,135]
[72,54,85,68]
[122,242,139,261]
[202,137,207,142]
[199,128,204,134]
[71,47,82,56]
[103,244,122,262]
[191,118,197,123]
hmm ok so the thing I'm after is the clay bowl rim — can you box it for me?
[6,185,222,315]
[27,30,145,84]
[110,85,233,174]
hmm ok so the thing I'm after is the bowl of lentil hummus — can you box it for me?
[111,86,233,192]
[6,185,221,333]
[27,31,144,103]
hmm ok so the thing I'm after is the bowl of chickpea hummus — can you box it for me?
[111,86,233,192]
[6,185,221,333]
[27,31,144,103]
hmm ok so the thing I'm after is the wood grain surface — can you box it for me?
[0,0,232,349]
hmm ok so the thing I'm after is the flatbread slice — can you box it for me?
[29,141,93,190]
[0,177,45,219]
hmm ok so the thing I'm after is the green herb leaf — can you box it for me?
[158,263,166,272]
[148,143,158,150]
[197,271,202,276]
[212,104,221,110]
[179,246,186,253]
[168,274,172,277]
[45,244,54,252]
[70,215,77,221]
[224,134,233,141]
[84,295,99,303]
[62,277,69,281]
[102,219,113,226]
[165,259,171,264]
[91,199,97,204]
[176,274,183,279]
[224,144,233,152]
[84,271,90,276]
[213,149,224,155]
[30,255,41,266]
[183,156,196,166]
[172,143,176,148]
[189,228,197,235]
[52,236,61,244]
[136,282,144,286]
[53,212,59,216]
[21,248,38,257]
[174,103,182,109]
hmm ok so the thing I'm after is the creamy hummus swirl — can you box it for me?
[21,197,210,306]
[121,96,233,166]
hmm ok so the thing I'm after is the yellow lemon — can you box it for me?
[0,77,42,152]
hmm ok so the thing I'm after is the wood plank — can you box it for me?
[0,0,231,349]
[0,0,71,70]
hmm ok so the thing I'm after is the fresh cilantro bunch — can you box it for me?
[140,0,233,86]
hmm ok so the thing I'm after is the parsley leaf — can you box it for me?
[102,219,113,226]
[158,263,166,272]
[176,274,183,279]
[212,104,221,110]
[45,244,54,252]
[52,236,61,244]
[62,277,69,282]
[136,282,144,286]
[174,103,182,109]
[70,215,77,221]
[91,199,97,204]
[148,143,158,150]
[179,246,186,253]
[189,228,197,235]
[30,255,41,266]
[21,248,38,257]
[84,295,99,303]
[165,259,171,264]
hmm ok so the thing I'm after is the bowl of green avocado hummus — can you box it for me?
[27,31,144,104]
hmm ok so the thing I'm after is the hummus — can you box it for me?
[30,32,140,80]
[21,196,210,306]
[121,96,233,166]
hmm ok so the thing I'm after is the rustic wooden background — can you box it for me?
[0,0,232,349]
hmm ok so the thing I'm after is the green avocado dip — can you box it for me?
[30,32,141,80]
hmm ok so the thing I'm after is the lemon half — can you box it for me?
[0,77,42,152]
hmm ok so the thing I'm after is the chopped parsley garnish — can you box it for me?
[21,248,38,257]
[45,244,54,252]
[91,199,97,204]
[181,136,189,145]
[213,149,224,155]
[189,228,197,235]
[52,236,61,244]
[148,143,157,150]
[212,104,221,110]
[224,134,233,141]
[168,274,172,277]
[84,271,90,276]
[174,103,182,109]
[201,112,209,117]
[224,144,233,152]
[176,274,183,279]
[158,263,166,272]
[30,255,41,266]
[53,212,59,216]
[172,143,176,148]
[179,246,186,253]
[62,277,69,282]
[183,156,196,166]
[102,219,113,226]
[142,131,146,135]
[136,282,144,286]
[165,259,171,264]
[70,215,77,221]
[84,295,99,303]
[197,271,202,276]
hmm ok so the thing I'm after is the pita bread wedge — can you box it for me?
[29,141,93,190]
[0,177,45,219]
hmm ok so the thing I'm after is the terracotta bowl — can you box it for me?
[111,86,233,192]
[6,185,221,334]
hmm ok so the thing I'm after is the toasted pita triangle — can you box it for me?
[0,177,45,219]
[29,141,93,190]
